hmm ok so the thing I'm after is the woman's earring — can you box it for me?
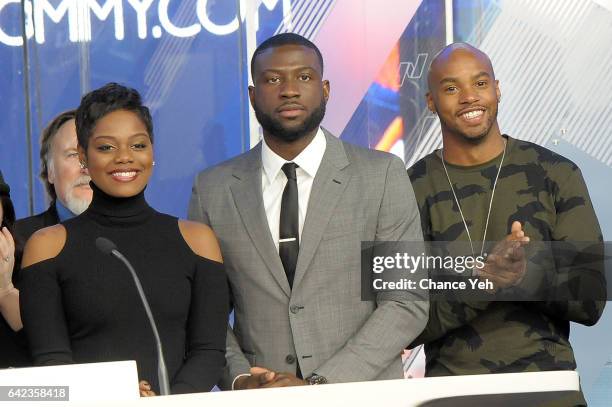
[152,161,156,167]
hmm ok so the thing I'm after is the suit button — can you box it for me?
[285,354,296,364]
[290,305,300,314]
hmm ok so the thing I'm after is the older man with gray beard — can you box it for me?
[15,110,93,243]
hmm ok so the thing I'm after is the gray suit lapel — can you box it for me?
[229,144,291,296]
[293,131,351,290]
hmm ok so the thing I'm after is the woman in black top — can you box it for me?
[20,83,229,395]
[0,171,30,368]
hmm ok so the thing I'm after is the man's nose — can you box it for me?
[280,79,300,98]
[459,88,479,104]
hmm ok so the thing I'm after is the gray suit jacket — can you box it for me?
[188,131,427,389]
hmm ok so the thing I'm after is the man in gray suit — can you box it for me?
[188,33,427,389]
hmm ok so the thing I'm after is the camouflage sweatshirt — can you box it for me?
[407,135,605,378]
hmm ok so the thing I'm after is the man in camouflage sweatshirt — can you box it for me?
[407,43,605,402]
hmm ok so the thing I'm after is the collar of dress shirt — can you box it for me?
[55,199,77,222]
[261,127,326,184]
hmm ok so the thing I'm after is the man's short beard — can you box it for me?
[440,108,497,144]
[62,175,92,215]
[64,196,90,215]
[254,99,326,142]
[459,128,489,144]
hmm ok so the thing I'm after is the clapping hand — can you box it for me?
[475,221,530,291]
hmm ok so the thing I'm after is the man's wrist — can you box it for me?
[231,373,251,390]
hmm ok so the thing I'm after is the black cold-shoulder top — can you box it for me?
[19,183,229,394]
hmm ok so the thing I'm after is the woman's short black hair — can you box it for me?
[75,83,153,151]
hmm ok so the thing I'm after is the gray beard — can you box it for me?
[64,196,90,215]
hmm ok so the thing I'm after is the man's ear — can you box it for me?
[248,85,255,109]
[322,79,330,102]
[426,92,436,114]
[495,79,501,102]
[47,159,56,184]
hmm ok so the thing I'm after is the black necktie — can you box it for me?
[279,163,299,288]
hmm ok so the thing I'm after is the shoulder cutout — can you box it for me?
[178,220,223,263]
[21,224,67,268]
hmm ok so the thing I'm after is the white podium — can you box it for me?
[52,369,578,406]
[0,360,139,405]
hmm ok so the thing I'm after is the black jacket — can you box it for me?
[0,201,58,368]
[14,202,60,244]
